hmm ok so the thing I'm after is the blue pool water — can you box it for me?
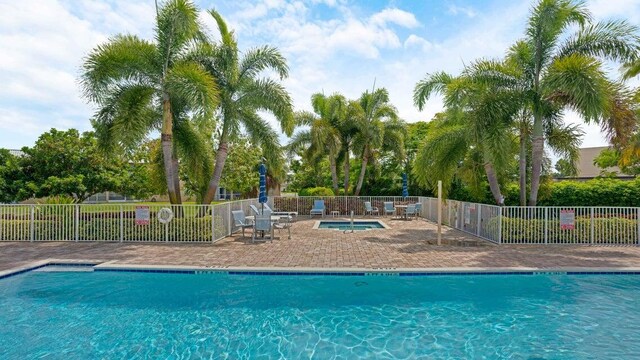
[317,220,385,230]
[1,270,640,359]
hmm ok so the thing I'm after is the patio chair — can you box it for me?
[273,215,292,240]
[404,204,417,221]
[232,210,253,238]
[250,204,260,215]
[383,202,396,218]
[264,203,297,222]
[310,200,326,218]
[252,214,273,242]
[414,203,422,218]
[364,201,379,217]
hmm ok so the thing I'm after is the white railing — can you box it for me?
[0,199,260,242]
[270,196,421,217]
[2,196,638,245]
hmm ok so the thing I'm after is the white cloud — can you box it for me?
[370,8,420,28]
[447,4,477,18]
[404,34,433,52]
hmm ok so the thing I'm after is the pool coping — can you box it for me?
[3,259,640,279]
[312,219,391,230]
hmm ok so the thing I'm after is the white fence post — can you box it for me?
[75,204,79,242]
[544,207,548,244]
[437,181,442,245]
[119,205,123,242]
[498,206,502,244]
[211,205,215,242]
[590,207,594,245]
[29,205,34,242]
[476,204,481,237]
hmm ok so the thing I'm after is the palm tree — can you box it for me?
[81,0,219,204]
[414,71,519,205]
[352,88,404,196]
[288,93,348,195]
[496,0,640,205]
[197,10,294,204]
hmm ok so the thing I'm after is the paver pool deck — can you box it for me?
[2,218,640,271]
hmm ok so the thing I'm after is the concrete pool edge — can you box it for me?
[3,260,640,279]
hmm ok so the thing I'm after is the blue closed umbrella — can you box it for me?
[402,173,409,198]
[259,163,268,213]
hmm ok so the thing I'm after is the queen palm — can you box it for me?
[197,10,294,204]
[81,0,219,204]
[288,93,348,195]
[352,88,404,196]
[414,71,520,204]
[491,0,640,205]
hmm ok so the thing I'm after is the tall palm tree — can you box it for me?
[498,0,640,205]
[352,88,404,196]
[288,93,348,195]
[414,71,520,205]
[197,10,294,204]
[81,0,219,204]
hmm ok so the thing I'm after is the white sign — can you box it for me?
[560,210,575,230]
[135,206,150,225]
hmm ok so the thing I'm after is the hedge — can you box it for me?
[0,216,229,242]
[489,216,638,245]
[299,187,334,196]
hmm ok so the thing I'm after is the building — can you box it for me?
[559,146,634,181]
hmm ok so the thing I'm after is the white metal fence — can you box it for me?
[0,199,260,242]
[1,196,638,245]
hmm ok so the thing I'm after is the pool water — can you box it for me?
[317,220,385,230]
[1,271,640,359]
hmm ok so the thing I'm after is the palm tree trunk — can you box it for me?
[329,156,339,195]
[354,147,368,196]
[519,125,527,206]
[202,140,228,204]
[161,94,180,204]
[343,150,350,195]
[529,113,544,206]
[484,162,504,206]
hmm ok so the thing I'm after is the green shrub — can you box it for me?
[299,187,334,196]
[492,216,638,244]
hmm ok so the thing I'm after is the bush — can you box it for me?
[538,178,640,207]
[491,216,637,245]
[299,187,334,196]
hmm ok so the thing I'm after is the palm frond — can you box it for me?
[165,61,220,117]
[413,72,454,110]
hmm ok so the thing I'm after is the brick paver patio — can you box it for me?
[2,218,640,271]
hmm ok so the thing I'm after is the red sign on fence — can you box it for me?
[135,206,150,225]
[560,209,575,230]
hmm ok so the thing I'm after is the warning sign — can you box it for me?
[560,210,575,230]
[135,206,150,225]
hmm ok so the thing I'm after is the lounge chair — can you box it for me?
[264,203,297,222]
[383,202,396,218]
[364,201,379,217]
[232,210,253,237]
[310,200,326,218]
[414,203,422,218]
[252,214,273,242]
[404,204,417,220]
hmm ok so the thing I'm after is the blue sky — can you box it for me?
[1,0,639,150]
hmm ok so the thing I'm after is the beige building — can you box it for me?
[562,146,634,181]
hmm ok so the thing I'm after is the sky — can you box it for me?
[1,0,640,150]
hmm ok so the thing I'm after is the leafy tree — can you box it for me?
[352,88,405,196]
[414,69,519,205]
[14,129,151,201]
[289,93,348,195]
[554,158,578,177]
[81,0,219,204]
[0,150,21,203]
[476,0,640,205]
[196,10,294,204]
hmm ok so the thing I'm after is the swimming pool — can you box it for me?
[315,220,387,230]
[2,269,640,359]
